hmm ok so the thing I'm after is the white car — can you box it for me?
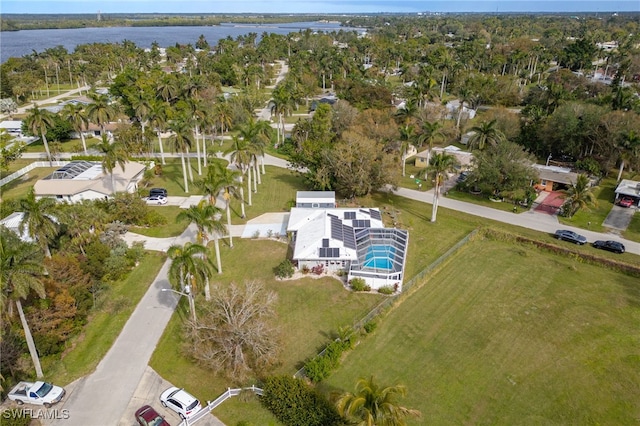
[159,387,201,420]
[146,195,168,205]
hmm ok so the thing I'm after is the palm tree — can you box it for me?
[416,120,445,166]
[168,115,195,193]
[428,152,458,223]
[61,103,89,155]
[561,174,596,218]
[97,136,128,194]
[0,229,47,378]
[239,118,271,186]
[167,243,212,321]
[213,101,233,146]
[225,135,252,216]
[196,162,243,248]
[467,119,505,151]
[19,188,58,258]
[398,124,416,177]
[177,201,226,300]
[148,99,169,165]
[86,93,118,139]
[24,104,55,166]
[615,130,640,182]
[336,376,421,426]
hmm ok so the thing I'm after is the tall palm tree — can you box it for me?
[416,120,444,166]
[24,104,55,166]
[168,115,195,193]
[148,99,169,165]
[167,243,211,321]
[336,376,421,426]
[239,118,271,186]
[0,229,47,378]
[196,162,243,248]
[561,174,596,218]
[177,201,226,300]
[213,101,233,147]
[615,130,640,182]
[428,152,458,223]
[97,136,128,194]
[398,124,416,177]
[467,119,505,151]
[61,103,89,155]
[19,188,58,258]
[225,135,252,216]
[86,93,118,139]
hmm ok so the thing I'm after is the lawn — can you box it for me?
[23,136,101,154]
[45,252,166,385]
[1,166,58,201]
[557,176,617,233]
[129,206,189,238]
[323,238,640,425]
[150,239,385,425]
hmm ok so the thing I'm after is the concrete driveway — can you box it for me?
[603,205,636,230]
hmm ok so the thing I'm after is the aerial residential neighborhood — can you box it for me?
[1,4,640,426]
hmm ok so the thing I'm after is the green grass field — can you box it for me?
[323,238,640,425]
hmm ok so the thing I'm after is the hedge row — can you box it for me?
[260,375,342,426]
[304,336,354,383]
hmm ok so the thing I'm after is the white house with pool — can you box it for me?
[287,192,409,291]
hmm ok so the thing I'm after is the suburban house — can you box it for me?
[615,179,640,206]
[0,212,34,242]
[34,160,146,203]
[0,120,23,137]
[532,165,579,192]
[287,191,409,291]
[415,145,473,170]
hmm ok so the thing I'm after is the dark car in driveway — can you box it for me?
[592,240,625,254]
[135,405,170,426]
[554,229,587,245]
[149,188,168,198]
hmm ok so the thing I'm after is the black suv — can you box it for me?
[149,188,167,198]
[592,240,625,254]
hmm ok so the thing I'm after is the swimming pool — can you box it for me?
[362,245,396,271]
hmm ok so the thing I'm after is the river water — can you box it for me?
[0,21,363,62]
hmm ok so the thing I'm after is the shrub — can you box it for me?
[261,376,341,426]
[301,265,310,274]
[378,285,395,295]
[350,278,370,292]
[311,264,324,275]
[363,321,377,334]
[274,259,294,279]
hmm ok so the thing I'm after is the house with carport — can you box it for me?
[615,179,640,207]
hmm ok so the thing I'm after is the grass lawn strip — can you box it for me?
[324,239,640,424]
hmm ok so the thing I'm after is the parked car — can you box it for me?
[554,229,587,245]
[160,387,201,420]
[7,381,65,407]
[456,171,469,183]
[146,195,168,205]
[149,188,168,198]
[618,197,635,208]
[135,405,171,426]
[592,240,625,254]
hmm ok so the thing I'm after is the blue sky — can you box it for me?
[2,1,638,14]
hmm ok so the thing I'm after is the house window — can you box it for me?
[541,180,547,186]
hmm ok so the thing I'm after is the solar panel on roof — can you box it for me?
[359,209,371,216]
[344,211,356,219]
[330,216,343,241]
[322,238,329,248]
[369,209,382,220]
[343,225,356,249]
[352,219,371,228]
[319,247,340,258]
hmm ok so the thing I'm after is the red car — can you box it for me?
[135,405,170,426]
[618,197,635,208]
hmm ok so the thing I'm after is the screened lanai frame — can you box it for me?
[350,227,408,276]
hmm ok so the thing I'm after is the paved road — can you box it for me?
[0,86,91,120]
[390,185,640,255]
[48,224,225,426]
